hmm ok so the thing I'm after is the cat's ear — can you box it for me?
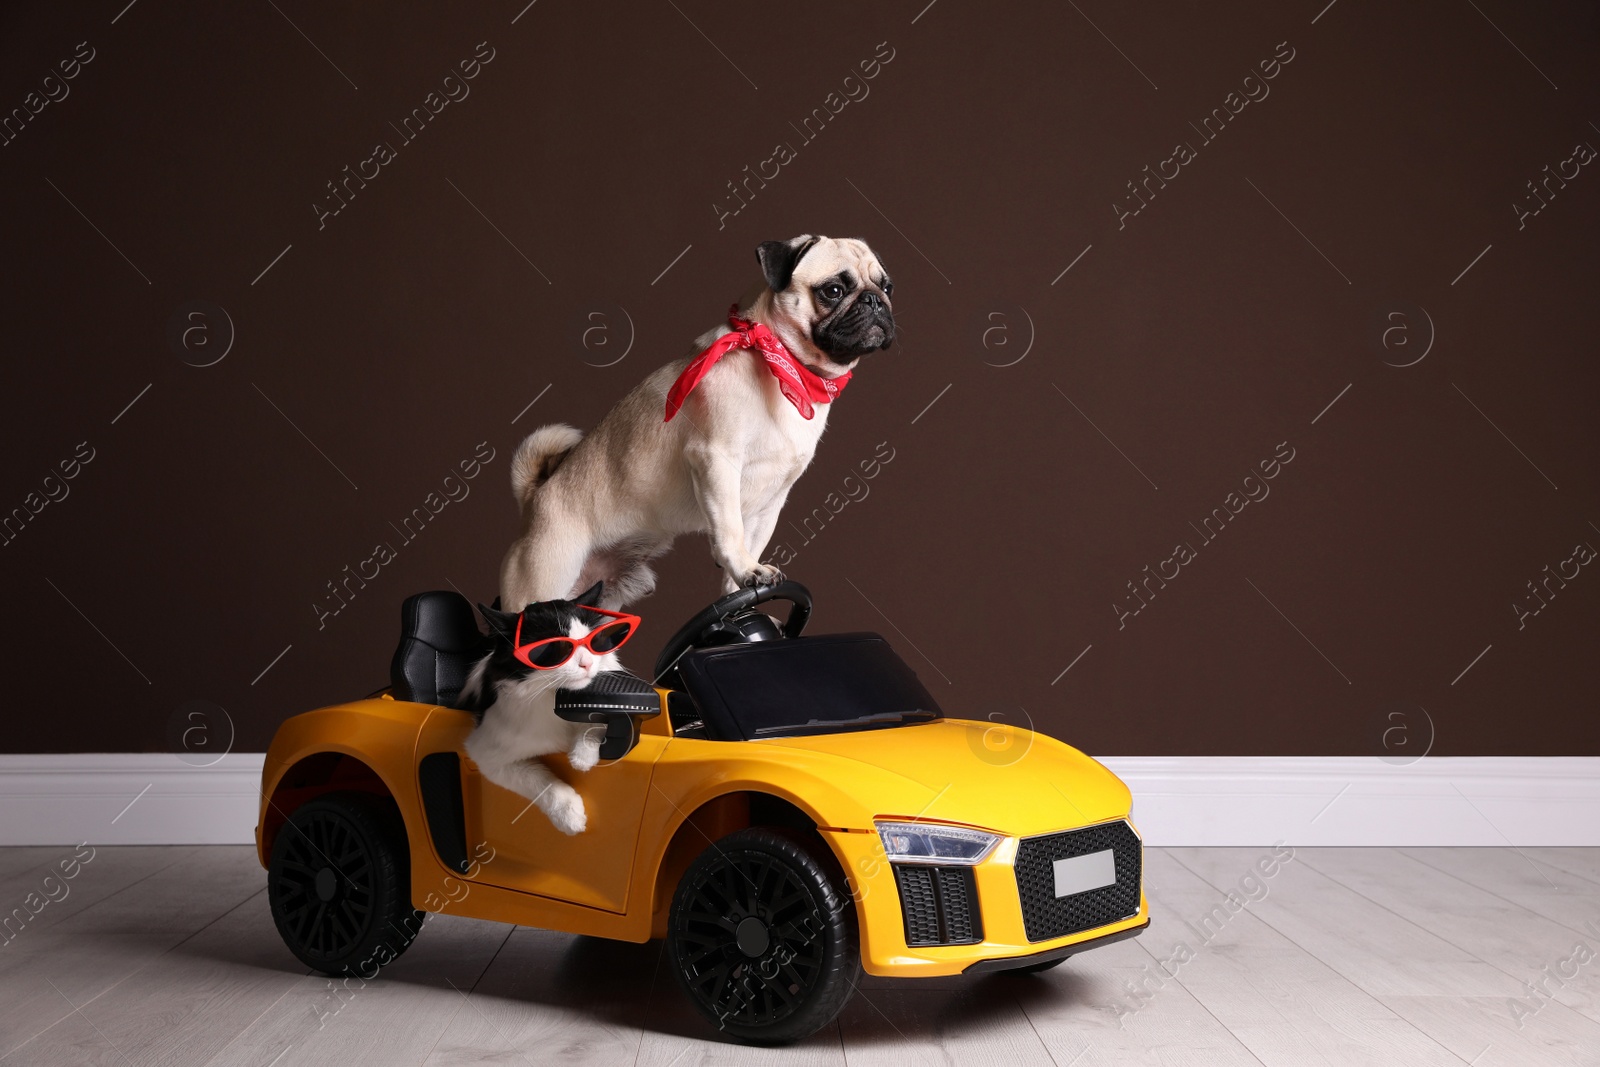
[573,581,604,609]
[477,602,517,636]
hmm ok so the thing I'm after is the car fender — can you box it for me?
[256,698,432,866]
[637,739,937,932]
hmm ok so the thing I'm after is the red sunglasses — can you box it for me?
[512,607,640,670]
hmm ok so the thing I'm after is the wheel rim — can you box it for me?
[674,850,828,1029]
[274,810,376,961]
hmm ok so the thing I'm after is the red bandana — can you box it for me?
[664,305,851,422]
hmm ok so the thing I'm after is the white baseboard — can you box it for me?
[0,754,267,847]
[1100,757,1600,847]
[1,754,1596,848]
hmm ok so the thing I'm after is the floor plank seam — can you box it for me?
[1161,849,1475,1065]
[626,935,668,1067]
[1008,982,1085,1067]
[0,848,217,1060]
[1398,848,1600,943]
[45,845,200,929]
[1518,850,1600,889]
[1294,851,1600,1032]
[414,923,520,1067]
[1402,842,1561,894]
[195,967,314,1067]
[69,883,270,1021]
[1128,930,1270,1066]
[13,881,269,1064]
[8,847,1600,1064]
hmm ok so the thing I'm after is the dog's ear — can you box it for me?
[756,235,820,292]
[573,581,605,609]
[478,602,517,636]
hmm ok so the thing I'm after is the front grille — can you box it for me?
[1014,820,1141,942]
[893,865,982,946]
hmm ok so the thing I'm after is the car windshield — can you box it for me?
[675,633,943,740]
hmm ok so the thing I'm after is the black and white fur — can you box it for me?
[458,581,616,835]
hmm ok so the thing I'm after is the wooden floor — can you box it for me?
[1,847,1598,1065]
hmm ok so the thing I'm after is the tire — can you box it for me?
[1001,956,1066,975]
[668,828,860,1044]
[267,792,425,977]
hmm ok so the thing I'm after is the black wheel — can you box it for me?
[1001,956,1066,975]
[668,828,859,1044]
[267,792,425,977]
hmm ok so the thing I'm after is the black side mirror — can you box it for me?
[553,672,662,760]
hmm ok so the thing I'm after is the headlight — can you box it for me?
[876,821,1000,865]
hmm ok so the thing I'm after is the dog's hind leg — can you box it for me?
[499,507,593,610]
[578,537,669,611]
[604,560,657,611]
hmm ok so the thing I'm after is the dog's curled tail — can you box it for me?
[510,424,583,505]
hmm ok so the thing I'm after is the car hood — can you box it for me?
[758,718,1131,838]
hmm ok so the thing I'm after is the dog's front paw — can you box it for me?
[543,783,587,835]
[739,562,785,588]
[568,729,602,772]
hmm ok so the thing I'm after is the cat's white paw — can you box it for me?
[568,729,603,772]
[543,783,587,835]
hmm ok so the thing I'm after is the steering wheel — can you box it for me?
[652,580,813,682]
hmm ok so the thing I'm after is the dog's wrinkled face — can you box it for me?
[757,235,895,372]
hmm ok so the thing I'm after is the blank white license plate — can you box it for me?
[1052,849,1117,897]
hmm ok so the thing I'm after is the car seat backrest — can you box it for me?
[390,591,484,706]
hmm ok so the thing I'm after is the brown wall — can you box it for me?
[2,0,1596,757]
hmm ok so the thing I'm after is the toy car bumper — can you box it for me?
[823,818,1149,978]
[961,916,1149,973]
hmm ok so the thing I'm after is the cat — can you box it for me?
[458,581,628,835]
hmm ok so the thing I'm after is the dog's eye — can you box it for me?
[881,280,893,295]
[821,284,844,301]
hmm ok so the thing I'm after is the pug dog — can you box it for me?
[500,234,895,616]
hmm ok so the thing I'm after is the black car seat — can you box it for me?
[389,591,484,706]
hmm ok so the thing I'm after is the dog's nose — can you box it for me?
[859,291,883,310]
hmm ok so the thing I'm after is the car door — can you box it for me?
[414,707,667,914]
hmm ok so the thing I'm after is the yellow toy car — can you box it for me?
[257,582,1147,1044]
